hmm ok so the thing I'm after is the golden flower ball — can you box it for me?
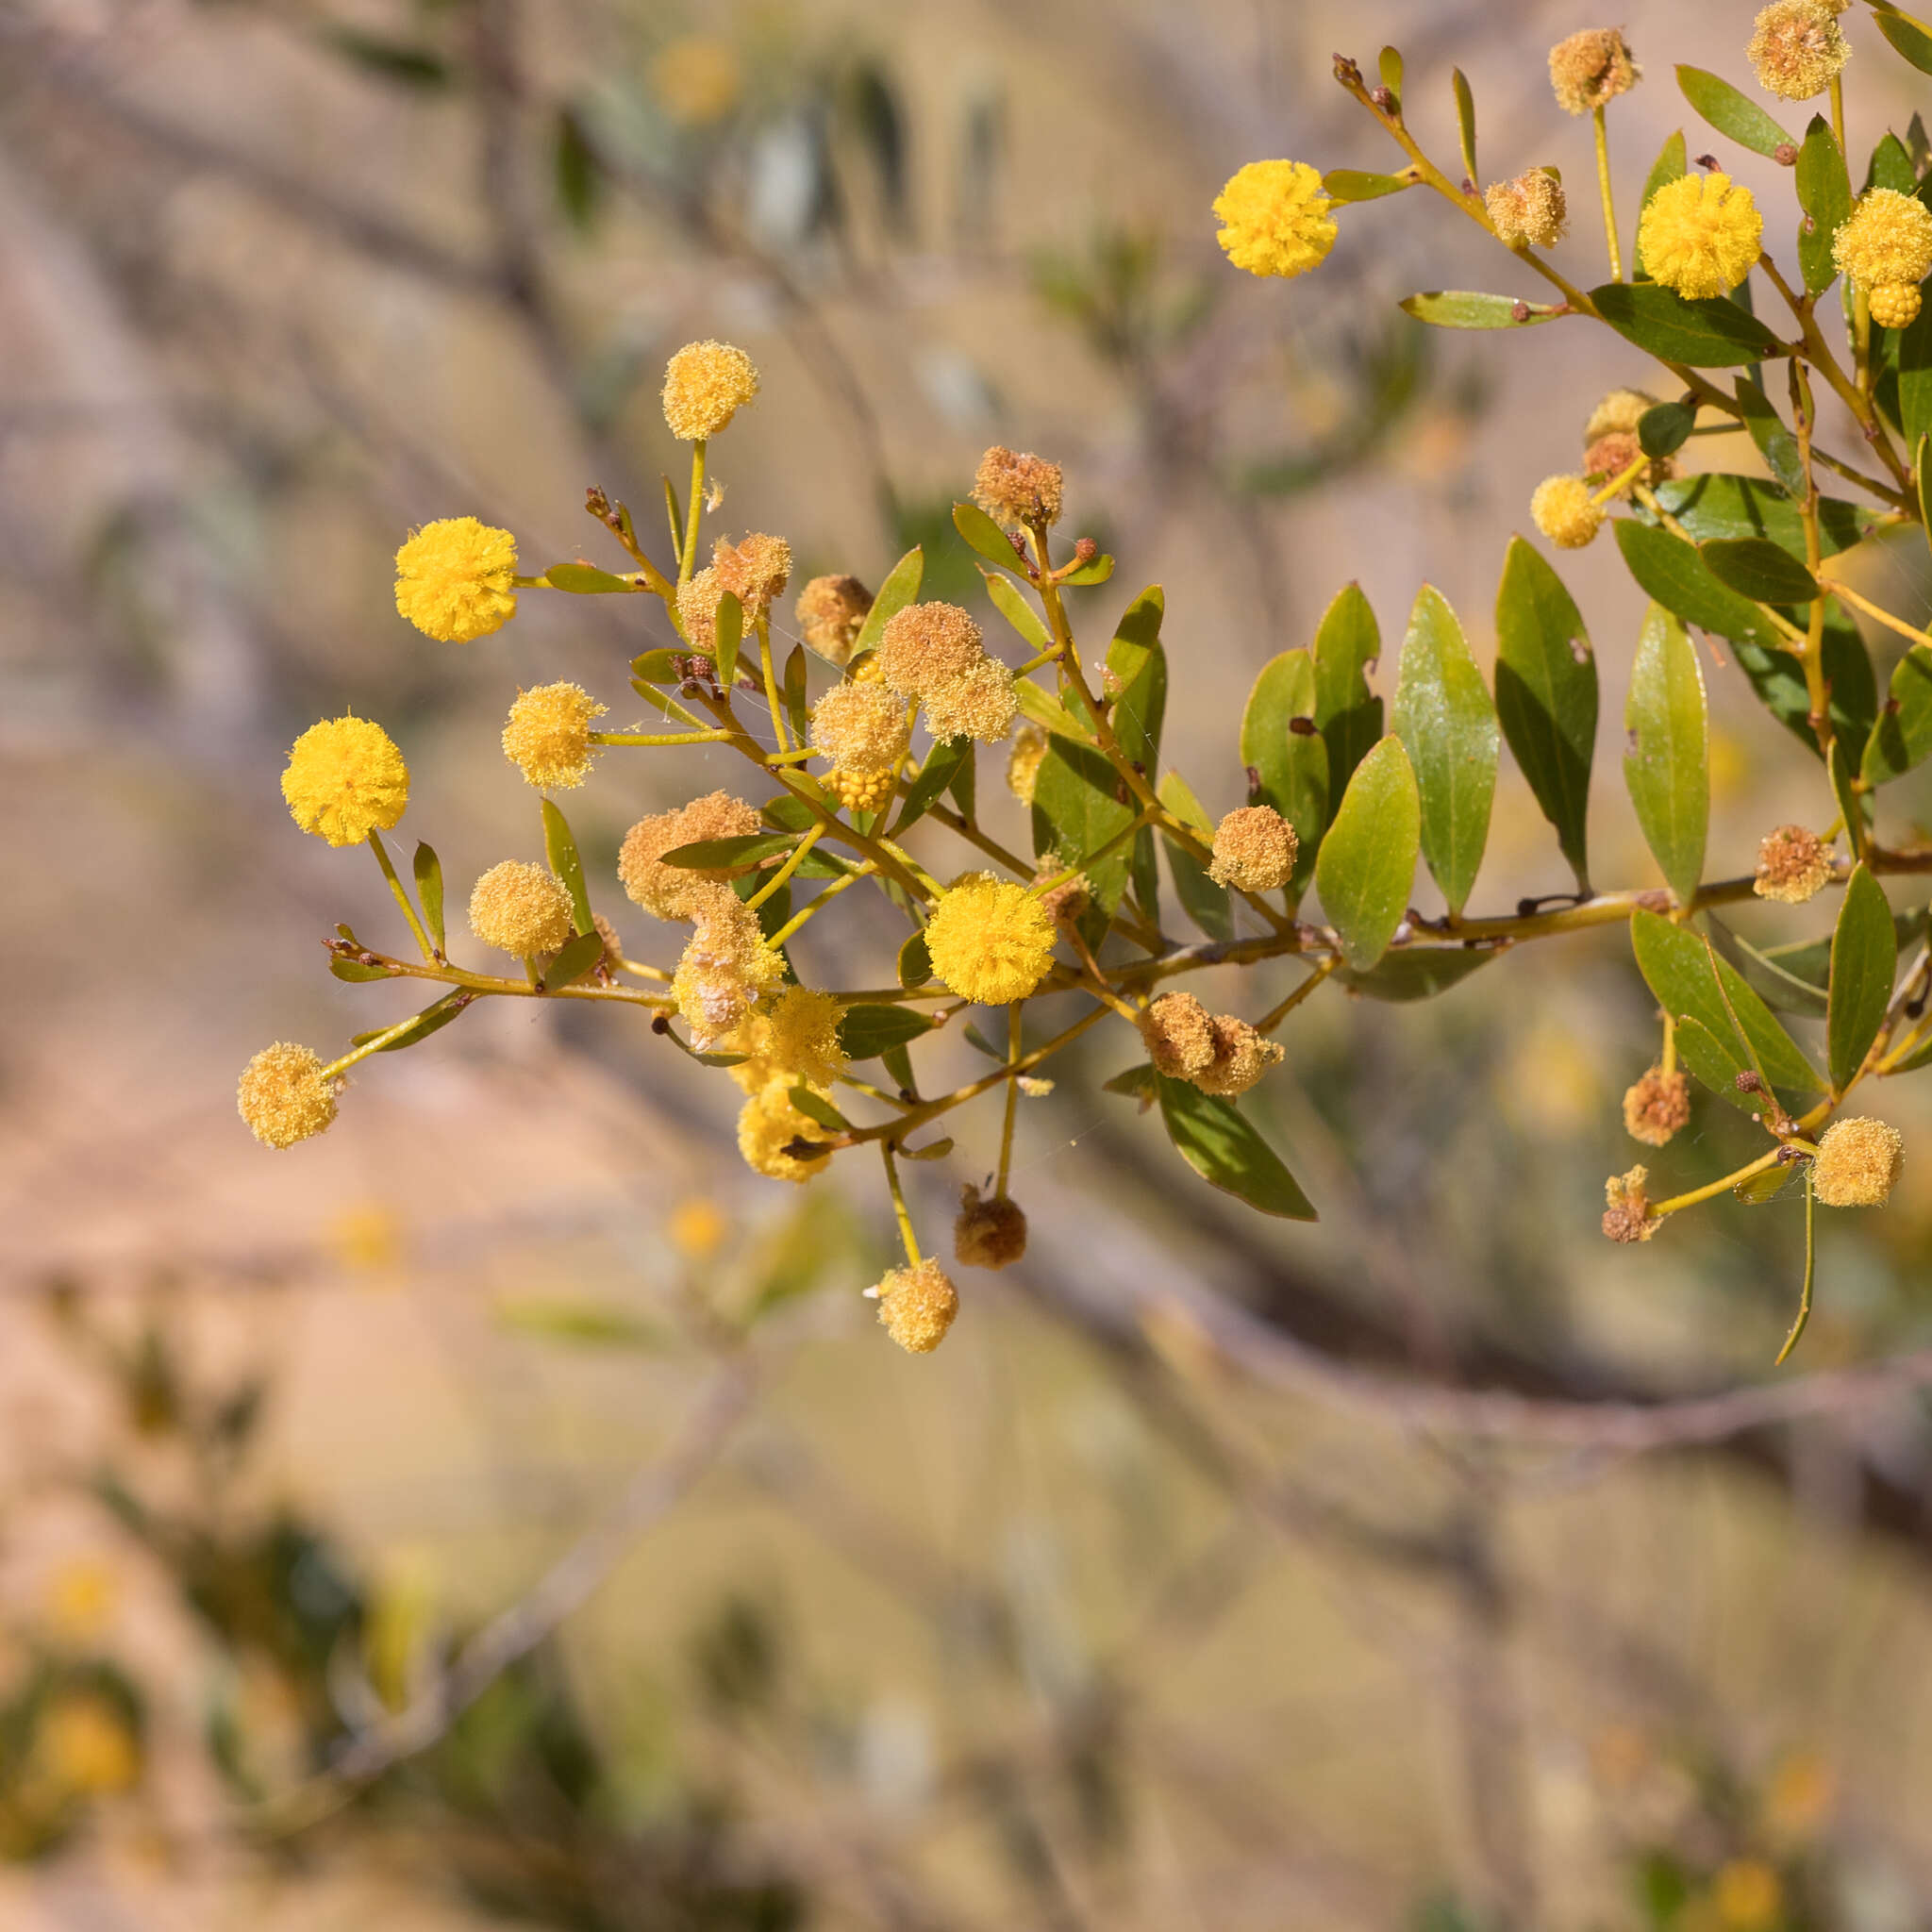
[469,859,575,958]
[810,680,910,777]
[501,681,608,791]
[1530,475,1604,550]
[873,1258,960,1354]
[238,1042,341,1150]
[1812,1117,1904,1207]
[1549,26,1641,115]
[1639,173,1763,301]
[972,445,1065,528]
[877,602,987,697]
[1212,159,1338,280]
[1485,170,1567,249]
[795,574,874,663]
[921,658,1019,745]
[727,985,847,1093]
[1870,281,1924,330]
[619,791,763,920]
[281,715,409,847]
[924,872,1058,1006]
[737,1077,835,1183]
[1834,188,1932,292]
[1747,0,1850,102]
[394,516,519,642]
[712,531,792,618]
[1753,824,1834,905]
[1623,1066,1691,1147]
[662,339,760,441]
[1208,806,1297,893]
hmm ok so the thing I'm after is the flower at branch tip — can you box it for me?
[973,445,1065,528]
[925,872,1058,1006]
[877,602,987,697]
[238,1042,341,1150]
[469,860,575,958]
[661,340,760,441]
[619,791,763,920]
[736,1078,835,1183]
[1638,173,1763,300]
[1602,1166,1659,1243]
[1747,1,1849,102]
[501,681,608,790]
[810,679,908,777]
[921,658,1020,744]
[1530,475,1603,550]
[1007,724,1049,807]
[1834,190,1932,298]
[1484,170,1567,249]
[673,892,785,1047]
[795,574,874,664]
[1712,1860,1783,1932]
[1211,159,1337,280]
[1623,1066,1690,1147]
[712,532,791,618]
[1753,824,1834,904]
[1811,1117,1903,1207]
[393,516,518,642]
[872,1258,959,1354]
[1548,27,1640,115]
[727,984,847,1093]
[281,715,409,847]
[1870,282,1923,330]
[956,1183,1028,1270]
[1209,805,1297,892]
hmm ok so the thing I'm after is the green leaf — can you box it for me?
[1648,474,1866,556]
[852,547,924,656]
[1103,1061,1158,1104]
[324,25,449,87]
[787,1085,850,1131]
[1399,291,1565,328]
[949,740,976,819]
[660,831,796,869]
[412,841,445,954]
[541,799,593,935]
[1898,310,1932,454]
[1158,772,1233,941]
[1830,737,1866,850]
[1494,538,1597,891]
[1733,379,1807,498]
[1613,519,1786,648]
[1391,585,1497,917]
[1378,43,1403,100]
[762,793,817,834]
[1731,600,1875,769]
[1675,64,1795,159]
[545,928,604,990]
[881,1042,917,1093]
[1735,1159,1807,1206]
[1631,909,1824,1099]
[782,643,809,743]
[1864,129,1918,195]
[631,647,685,685]
[1031,737,1135,926]
[1107,586,1167,772]
[1699,538,1820,604]
[1013,676,1089,742]
[1670,1011,1780,1115]
[1322,169,1412,203]
[1335,947,1498,1003]
[712,590,742,689]
[1155,1075,1316,1222]
[892,735,970,833]
[1827,863,1897,1091]
[1241,650,1329,892]
[1860,643,1932,785]
[838,1004,937,1059]
[1624,604,1709,907]
[1795,114,1852,294]
[1311,582,1384,800]
[1875,8,1932,75]
[1313,736,1420,972]
[953,500,1025,574]
[1709,919,1829,1016]
[897,930,932,990]
[1060,551,1116,587]
[1452,67,1477,183]
[981,566,1051,652]
[353,991,469,1051]
[329,957,397,982]
[541,562,637,594]
[1639,401,1696,457]
[1591,281,1782,365]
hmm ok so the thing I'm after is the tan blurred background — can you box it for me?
[7,0,1932,1926]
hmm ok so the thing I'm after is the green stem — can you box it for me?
[746,825,824,909]
[592,728,739,747]
[1592,105,1623,283]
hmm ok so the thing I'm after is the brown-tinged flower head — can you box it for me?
[1584,388,1657,442]
[282,716,409,847]
[872,1258,960,1354]
[675,564,724,656]
[810,679,909,777]
[1209,805,1298,893]
[1008,724,1049,807]
[469,860,575,958]
[877,602,986,698]
[737,1076,835,1183]
[1623,1066,1691,1146]
[921,658,1020,744]
[726,984,847,1094]
[712,532,791,620]
[1834,188,1932,291]
[1582,429,1657,490]
[238,1042,341,1150]
[1602,1165,1660,1242]
[673,891,785,1047]
[1191,1014,1286,1097]
[1811,1116,1904,1207]
[501,681,608,791]
[973,446,1065,529]
[1753,824,1834,904]
[1870,282,1924,330]
[1549,27,1640,115]
[955,1183,1028,1270]
[795,573,873,664]
[661,340,759,441]
[618,791,763,920]
[1639,173,1763,299]
[925,872,1059,1005]
[1031,858,1091,925]
[1531,475,1604,549]
[1748,0,1850,101]
[1485,169,1568,249]
[1138,991,1217,1079]
[593,912,625,972]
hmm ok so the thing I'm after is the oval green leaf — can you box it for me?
[1624,603,1708,908]
[892,735,969,833]
[541,562,637,594]
[1399,291,1565,328]
[953,500,1026,575]
[1322,168,1412,203]
[1795,114,1852,294]
[711,590,742,689]
[897,930,932,990]
[1241,649,1329,891]
[1155,1075,1316,1222]
[1614,519,1786,648]
[838,1004,938,1060]
[544,928,605,990]
[852,546,924,657]
[1313,736,1420,973]
[1699,538,1820,605]
[1874,8,1932,76]
[1827,861,1897,1091]
[541,798,593,935]
[1674,63,1794,159]
[659,831,796,869]
[1591,282,1782,365]
[1639,401,1696,457]
[413,841,445,954]
[1311,582,1384,801]
[1860,644,1932,786]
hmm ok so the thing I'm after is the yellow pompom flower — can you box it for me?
[810,680,909,777]
[1812,1117,1904,1207]
[238,1042,341,1150]
[1530,475,1604,549]
[469,860,575,958]
[394,516,518,642]
[662,340,760,441]
[727,985,848,1092]
[872,1259,959,1354]
[924,872,1058,1006]
[1638,173,1763,300]
[920,658,1020,745]
[281,716,409,847]
[1549,27,1641,115]
[501,682,608,790]
[1833,188,1932,294]
[737,1077,835,1182]
[1213,160,1337,280]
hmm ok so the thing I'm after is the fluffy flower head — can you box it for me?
[728,985,848,1093]
[394,517,518,642]
[1485,170,1567,249]
[811,680,909,777]
[1549,27,1640,114]
[1812,1117,1904,1207]
[1209,806,1297,892]
[676,565,724,656]
[1623,1066,1690,1146]
[502,682,608,790]
[1584,389,1657,442]
[1212,159,1338,279]
[619,791,763,920]
[1748,1,1850,101]
[1602,1165,1659,1242]
[921,658,1019,745]
[872,1259,959,1354]
[955,1183,1027,1271]
[1137,992,1280,1096]
[925,872,1058,1006]
[1639,173,1763,300]
[282,716,409,847]
[470,860,575,958]
[1531,475,1604,549]
[1191,1015,1284,1097]
[713,532,791,618]
[1833,188,1932,291]
[672,893,785,1046]
[238,1042,341,1150]
[737,1078,835,1183]
[973,446,1065,528]
[795,574,873,663]
[1007,724,1049,806]
[877,603,986,697]
[1754,824,1834,904]
[662,340,760,441]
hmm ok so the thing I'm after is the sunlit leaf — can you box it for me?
[1624,603,1708,907]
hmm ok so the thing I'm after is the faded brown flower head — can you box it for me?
[873,1258,960,1354]
[1623,1066,1691,1146]
[1812,1117,1903,1206]
[1550,27,1640,115]
[1485,169,1568,249]
[877,603,986,698]
[238,1042,341,1149]
[1031,858,1091,924]
[1208,805,1298,893]
[712,532,792,619]
[1008,724,1049,807]
[1139,991,1218,1080]
[1584,388,1657,442]
[972,445,1065,528]
[469,860,575,958]
[810,679,909,778]
[675,565,724,656]
[795,574,873,664]
[619,791,763,920]
[593,912,625,972]
[1748,0,1850,102]
[921,658,1019,744]
[1754,824,1834,905]
[1193,1015,1285,1098]
[1602,1165,1659,1243]
[1581,429,1666,491]
[955,1183,1028,1270]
